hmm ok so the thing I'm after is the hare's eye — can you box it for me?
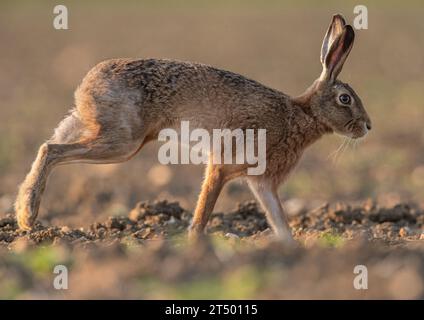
[339,94,351,105]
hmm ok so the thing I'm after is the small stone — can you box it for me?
[133,227,152,239]
[166,216,177,225]
[225,232,240,239]
[106,217,126,231]
[128,202,147,222]
[61,226,71,234]
[399,227,410,237]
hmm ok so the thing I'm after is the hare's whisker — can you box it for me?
[329,137,348,164]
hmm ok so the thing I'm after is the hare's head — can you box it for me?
[306,15,371,139]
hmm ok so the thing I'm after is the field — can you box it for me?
[0,0,424,299]
[1,200,424,298]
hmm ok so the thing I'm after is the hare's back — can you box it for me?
[75,58,289,131]
[78,57,283,101]
[75,58,211,107]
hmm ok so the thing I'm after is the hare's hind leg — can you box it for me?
[15,142,87,230]
[247,178,295,244]
[15,112,144,230]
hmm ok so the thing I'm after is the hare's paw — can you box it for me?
[187,224,207,242]
[15,188,38,231]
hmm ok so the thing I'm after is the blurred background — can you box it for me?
[0,0,423,227]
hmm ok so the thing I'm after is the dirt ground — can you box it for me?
[1,200,423,299]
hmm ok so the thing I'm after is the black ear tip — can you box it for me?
[341,25,355,50]
[333,14,346,25]
[345,25,356,38]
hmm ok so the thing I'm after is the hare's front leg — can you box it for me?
[188,163,226,240]
[247,178,295,244]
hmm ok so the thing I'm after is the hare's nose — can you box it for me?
[365,122,372,131]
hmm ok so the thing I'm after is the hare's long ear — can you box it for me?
[320,17,355,83]
[320,14,346,65]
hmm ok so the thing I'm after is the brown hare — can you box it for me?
[15,14,371,244]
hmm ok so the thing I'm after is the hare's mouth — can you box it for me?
[335,119,368,139]
[348,120,369,139]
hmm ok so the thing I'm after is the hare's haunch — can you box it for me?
[15,14,371,243]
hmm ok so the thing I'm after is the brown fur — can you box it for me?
[15,14,371,243]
